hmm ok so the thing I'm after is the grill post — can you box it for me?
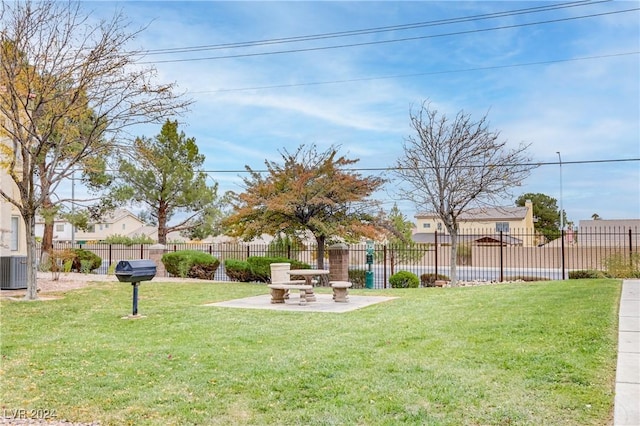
[132,282,140,316]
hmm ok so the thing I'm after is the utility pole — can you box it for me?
[556,152,564,231]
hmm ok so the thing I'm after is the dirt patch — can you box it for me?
[1,272,214,300]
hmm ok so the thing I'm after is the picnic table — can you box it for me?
[287,269,330,302]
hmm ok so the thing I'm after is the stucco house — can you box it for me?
[578,219,640,247]
[412,200,535,247]
[35,208,158,243]
[0,131,28,289]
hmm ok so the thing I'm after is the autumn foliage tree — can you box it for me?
[0,2,188,299]
[224,145,385,268]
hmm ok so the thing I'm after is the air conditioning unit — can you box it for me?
[0,256,28,290]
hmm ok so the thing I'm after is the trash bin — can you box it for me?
[270,262,291,283]
[0,256,27,290]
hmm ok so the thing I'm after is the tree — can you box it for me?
[223,144,385,269]
[382,203,423,275]
[515,193,561,242]
[394,102,536,286]
[113,120,220,244]
[0,1,189,300]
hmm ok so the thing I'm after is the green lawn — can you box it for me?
[0,279,620,425]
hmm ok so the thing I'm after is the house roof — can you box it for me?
[127,225,157,238]
[415,206,529,221]
[35,208,143,225]
[102,208,141,224]
[412,232,523,245]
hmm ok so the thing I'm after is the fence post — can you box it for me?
[246,246,250,259]
[434,231,438,279]
[629,228,633,267]
[499,231,504,282]
[108,244,112,269]
[383,245,388,289]
[140,244,144,259]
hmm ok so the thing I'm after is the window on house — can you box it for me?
[122,223,126,230]
[423,223,430,229]
[56,224,65,232]
[99,224,103,231]
[496,222,510,233]
[437,223,442,231]
[105,224,109,229]
[10,216,19,251]
[87,224,95,233]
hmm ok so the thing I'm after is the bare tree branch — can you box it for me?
[394,101,537,285]
[0,1,191,299]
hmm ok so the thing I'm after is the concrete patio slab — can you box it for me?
[204,293,398,313]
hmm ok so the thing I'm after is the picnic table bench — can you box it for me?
[268,282,312,305]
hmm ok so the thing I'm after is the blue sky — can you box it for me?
[86,1,639,225]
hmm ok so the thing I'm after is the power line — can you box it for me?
[198,158,640,174]
[138,7,638,64]
[142,0,602,55]
[188,51,639,94]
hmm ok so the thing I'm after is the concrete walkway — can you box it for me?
[614,279,640,426]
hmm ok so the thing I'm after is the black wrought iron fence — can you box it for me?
[37,226,639,288]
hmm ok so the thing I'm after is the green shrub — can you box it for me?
[603,253,640,278]
[224,259,253,282]
[80,260,93,274]
[420,273,450,287]
[247,256,283,282]
[162,250,220,280]
[104,234,154,246]
[247,256,311,283]
[389,271,420,288]
[107,262,117,275]
[224,257,311,282]
[348,269,367,289]
[569,270,610,279]
[71,249,101,273]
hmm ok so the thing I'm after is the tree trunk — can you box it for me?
[23,213,39,300]
[41,223,53,259]
[40,176,55,261]
[157,203,168,244]
[390,251,396,275]
[41,198,54,262]
[449,228,458,287]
